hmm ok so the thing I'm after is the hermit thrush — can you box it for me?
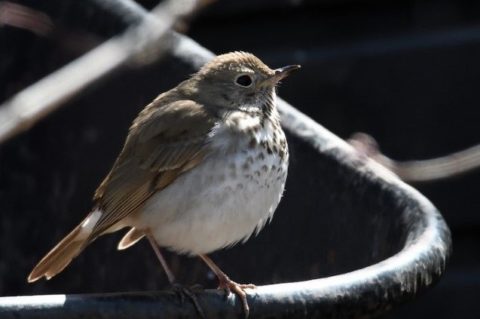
[28,52,300,316]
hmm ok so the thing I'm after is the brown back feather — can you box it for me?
[91,99,216,238]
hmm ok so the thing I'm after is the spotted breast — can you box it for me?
[138,106,288,255]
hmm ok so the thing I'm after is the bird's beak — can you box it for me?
[274,65,301,81]
[261,65,301,87]
[270,64,301,83]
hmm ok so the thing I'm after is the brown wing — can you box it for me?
[91,99,217,238]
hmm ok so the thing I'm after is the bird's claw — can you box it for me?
[171,283,206,318]
[218,278,256,318]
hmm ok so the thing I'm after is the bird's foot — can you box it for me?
[217,277,256,318]
[171,283,205,318]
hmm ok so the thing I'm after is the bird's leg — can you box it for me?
[146,232,176,283]
[146,232,205,318]
[199,254,255,318]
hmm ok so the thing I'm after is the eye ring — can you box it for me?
[235,74,253,87]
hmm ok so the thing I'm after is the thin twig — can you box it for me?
[0,0,200,144]
[348,132,480,182]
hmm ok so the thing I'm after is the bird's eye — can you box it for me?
[235,74,253,87]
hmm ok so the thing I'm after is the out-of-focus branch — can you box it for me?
[349,132,480,182]
[0,1,54,35]
[0,0,201,144]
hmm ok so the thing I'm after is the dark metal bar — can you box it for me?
[259,24,480,65]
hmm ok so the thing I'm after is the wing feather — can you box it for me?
[90,100,216,237]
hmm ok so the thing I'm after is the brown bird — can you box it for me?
[28,52,300,316]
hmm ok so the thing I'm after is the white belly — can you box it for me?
[137,141,288,255]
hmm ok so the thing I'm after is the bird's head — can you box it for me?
[184,52,300,113]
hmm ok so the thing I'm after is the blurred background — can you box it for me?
[0,0,479,318]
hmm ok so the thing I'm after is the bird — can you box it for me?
[28,51,300,316]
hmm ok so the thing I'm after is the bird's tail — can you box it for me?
[117,227,145,250]
[27,209,102,283]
